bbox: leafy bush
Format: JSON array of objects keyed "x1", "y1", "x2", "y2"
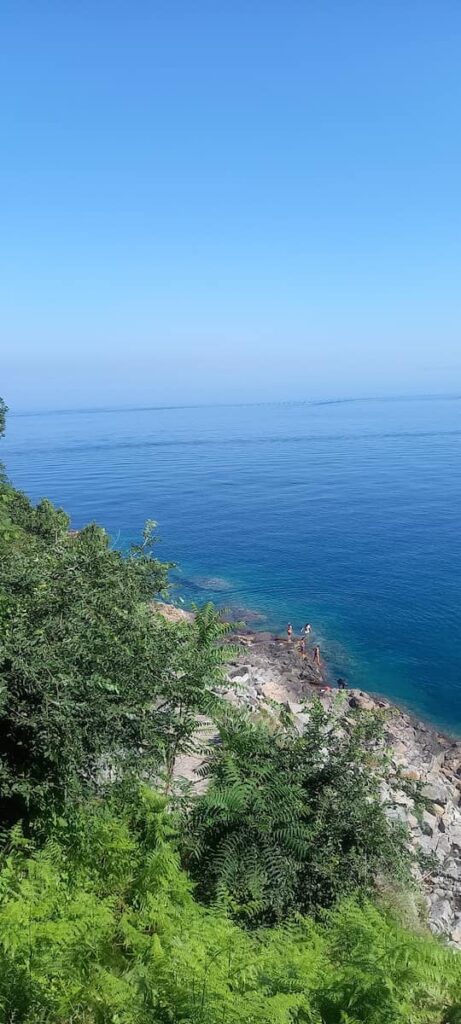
[
  {"x1": 0, "y1": 480, "x2": 228, "y2": 829},
  {"x1": 184, "y1": 703, "x2": 411, "y2": 924},
  {"x1": 0, "y1": 788, "x2": 459, "y2": 1024}
]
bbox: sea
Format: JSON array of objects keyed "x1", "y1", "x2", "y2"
[{"x1": 2, "y1": 396, "x2": 461, "y2": 734}]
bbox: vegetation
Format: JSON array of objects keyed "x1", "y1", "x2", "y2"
[
  {"x1": 184, "y1": 704, "x2": 410, "y2": 925},
  {"x1": 0, "y1": 478, "x2": 229, "y2": 828},
  {"x1": 0, "y1": 396, "x2": 460, "y2": 1022},
  {"x1": 1, "y1": 787, "x2": 460, "y2": 1024},
  {"x1": 0, "y1": 397, "x2": 7, "y2": 438}
]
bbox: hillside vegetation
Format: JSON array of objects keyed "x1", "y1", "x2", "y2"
[{"x1": 1, "y1": 396, "x2": 460, "y2": 1023}]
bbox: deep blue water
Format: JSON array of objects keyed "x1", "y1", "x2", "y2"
[{"x1": 2, "y1": 397, "x2": 461, "y2": 733}]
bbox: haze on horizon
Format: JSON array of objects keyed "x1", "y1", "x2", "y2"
[{"x1": 1, "y1": 1, "x2": 461, "y2": 412}]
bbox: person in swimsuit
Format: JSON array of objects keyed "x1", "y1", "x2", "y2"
[
  {"x1": 287, "y1": 623, "x2": 293, "y2": 641},
  {"x1": 299, "y1": 637, "x2": 306, "y2": 657},
  {"x1": 313, "y1": 645, "x2": 321, "y2": 666}
]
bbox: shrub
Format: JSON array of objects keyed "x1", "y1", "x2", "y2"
[{"x1": 184, "y1": 703, "x2": 411, "y2": 924}]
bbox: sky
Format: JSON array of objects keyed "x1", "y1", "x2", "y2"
[{"x1": 1, "y1": 0, "x2": 461, "y2": 411}]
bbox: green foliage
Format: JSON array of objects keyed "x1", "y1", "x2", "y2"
[
  {"x1": 151, "y1": 603, "x2": 233, "y2": 793},
  {"x1": 0, "y1": 483, "x2": 227, "y2": 828},
  {"x1": 184, "y1": 702, "x2": 411, "y2": 925},
  {"x1": 0, "y1": 396, "x2": 7, "y2": 438},
  {"x1": 0, "y1": 790, "x2": 459, "y2": 1024}
]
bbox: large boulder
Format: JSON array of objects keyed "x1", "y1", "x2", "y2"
[{"x1": 421, "y1": 782, "x2": 449, "y2": 805}]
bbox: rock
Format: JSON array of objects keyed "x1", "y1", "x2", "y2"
[
  {"x1": 349, "y1": 694, "x2": 376, "y2": 711},
  {"x1": 288, "y1": 712, "x2": 311, "y2": 735},
  {"x1": 407, "y1": 813, "x2": 419, "y2": 829},
  {"x1": 434, "y1": 834, "x2": 451, "y2": 859},
  {"x1": 386, "y1": 806, "x2": 409, "y2": 826},
  {"x1": 430, "y1": 898, "x2": 453, "y2": 934},
  {"x1": 393, "y1": 789, "x2": 414, "y2": 808},
  {"x1": 284, "y1": 701, "x2": 306, "y2": 716},
  {"x1": 421, "y1": 783, "x2": 449, "y2": 805},
  {"x1": 414, "y1": 834, "x2": 438, "y2": 858},
  {"x1": 391, "y1": 742, "x2": 411, "y2": 766},
  {"x1": 379, "y1": 782, "x2": 391, "y2": 803},
  {"x1": 221, "y1": 688, "x2": 242, "y2": 706},
  {"x1": 432, "y1": 802, "x2": 445, "y2": 817},
  {"x1": 442, "y1": 858, "x2": 460, "y2": 881},
  {"x1": 450, "y1": 916, "x2": 461, "y2": 944},
  {"x1": 228, "y1": 668, "x2": 251, "y2": 684},
  {"x1": 449, "y1": 828, "x2": 461, "y2": 853},
  {"x1": 400, "y1": 769, "x2": 421, "y2": 782},
  {"x1": 450, "y1": 926, "x2": 461, "y2": 945},
  {"x1": 421, "y1": 811, "x2": 438, "y2": 837}
]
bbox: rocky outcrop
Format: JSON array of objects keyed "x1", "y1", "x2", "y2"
[
  {"x1": 215, "y1": 632, "x2": 461, "y2": 948},
  {"x1": 166, "y1": 620, "x2": 461, "y2": 945}
]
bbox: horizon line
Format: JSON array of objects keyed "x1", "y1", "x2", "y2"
[{"x1": 7, "y1": 391, "x2": 461, "y2": 419}]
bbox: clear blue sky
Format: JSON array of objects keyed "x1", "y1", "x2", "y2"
[{"x1": 2, "y1": 0, "x2": 461, "y2": 410}]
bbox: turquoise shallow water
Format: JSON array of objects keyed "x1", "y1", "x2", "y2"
[{"x1": 2, "y1": 396, "x2": 461, "y2": 733}]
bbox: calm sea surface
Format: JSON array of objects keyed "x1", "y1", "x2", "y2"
[{"x1": 2, "y1": 397, "x2": 461, "y2": 732}]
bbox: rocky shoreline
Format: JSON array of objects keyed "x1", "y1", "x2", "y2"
[
  {"x1": 156, "y1": 605, "x2": 461, "y2": 946},
  {"x1": 219, "y1": 631, "x2": 461, "y2": 946}
]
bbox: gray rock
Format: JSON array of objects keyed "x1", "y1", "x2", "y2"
[
  {"x1": 284, "y1": 700, "x2": 306, "y2": 716},
  {"x1": 430, "y1": 898, "x2": 453, "y2": 934},
  {"x1": 442, "y1": 858, "x2": 461, "y2": 881},
  {"x1": 387, "y1": 806, "x2": 409, "y2": 826},
  {"x1": 221, "y1": 688, "x2": 242, "y2": 706},
  {"x1": 379, "y1": 782, "x2": 391, "y2": 803},
  {"x1": 435, "y1": 834, "x2": 451, "y2": 859},
  {"x1": 227, "y1": 668, "x2": 251, "y2": 684},
  {"x1": 393, "y1": 789, "x2": 414, "y2": 808},
  {"x1": 292, "y1": 712, "x2": 311, "y2": 735},
  {"x1": 421, "y1": 783, "x2": 449, "y2": 805},
  {"x1": 449, "y1": 828, "x2": 461, "y2": 853},
  {"x1": 414, "y1": 834, "x2": 438, "y2": 857},
  {"x1": 421, "y1": 811, "x2": 438, "y2": 837}
]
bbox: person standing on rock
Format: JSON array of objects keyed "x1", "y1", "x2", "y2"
[
  {"x1": 287, "y1": 623, "x2": 293, "y2": 641},
  {"x1": 313, "y1": 644, "x2": 321, "y2": 667},
  {"x1": 299, "y1": 637, "x2": 306, "y2": 657}
]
